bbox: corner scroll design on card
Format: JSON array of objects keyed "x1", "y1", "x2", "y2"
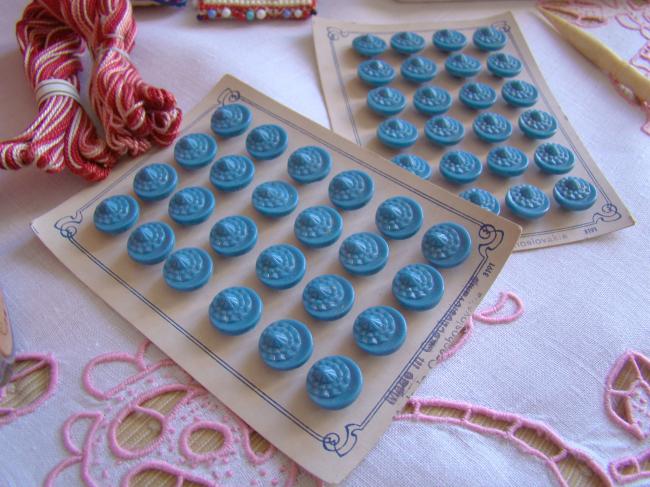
[
  {"x1": 54, "y1": 211, "x2": 84, "y2": 238},
  {"x1": 216, "y1": 88, "x2": 241, "y2": 107},
  {"x1": 322, "y1": 423, "x2": 362, "y2": 457},
  {"x1": 592, "y1": 203, "x2": 621, "y2": 223},
  {"x1": 477, "y1": 224, "x2": 504, "y2": 258},
  {"x1": 327, "y1": 27, "x2": 349, "y2": 41}
]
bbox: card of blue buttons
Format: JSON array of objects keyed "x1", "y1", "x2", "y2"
[
  {"x1": 353, "y1": 306, "x2": 407, "y2": 356},
  {"x1": 306, "y1": 355, "x2": 363, "y2": 410}
]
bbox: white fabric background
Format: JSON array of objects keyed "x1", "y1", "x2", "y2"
[{"x1": 0, "y1": 1, "x2": 648, "y2": 485}]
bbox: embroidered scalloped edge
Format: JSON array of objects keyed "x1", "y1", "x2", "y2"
[
  {"x1": 609, "y1": 448, "x2": 650, "y2": 484},
  {"x1": 179, "y1": 420, "x2": 234, "y2": 463}
]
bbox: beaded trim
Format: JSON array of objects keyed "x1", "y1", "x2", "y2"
[{"x1": 196, "y1": 0, "x2": 317, "y2": 21}]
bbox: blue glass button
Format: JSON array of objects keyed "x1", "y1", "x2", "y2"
[
  {"x1": 375, "y1": 196, "x2": 423, "y2": 240},
  {"x1": 168, "y1": 187, "x2": 215, "y2": 225},
  {"x1": 473, "y1": 112, "x2": 513, "y2": 143},
  {"x1": 287, "y1": 146, "x2": 332, "y2": 184},
  {"x1": 377, "y1": 118, "x2": 419, "y2": 149},
  {"x1": 306, "y1": 355, "x2": 362, "y2": 410},
  {"x1": 294, "y1": 206, "x2": 343, "y2": 248},
  {"x1": 518, "y1": 109, "x2": 558, "y2": 139},
  {"x1": 502, "y1": 80, "x2": 539, "y2": 107},
  {"x1": 421, "y1": 222, "x2": 472, "y2": 268},
  {"x1": 209, "y1": 286, "x2": 262, "y2": 335},
  {"x1": 163, "y1": 247, "x2": 213, "y2": 291},
  {"x1": 210, "y1": 103, "x2": 252, "y2": 138},
  {"x1": 459, "y1": 188, "x2": 501, "y2": 215},
  {"x1": 133, "y1": 163, "x2": 178, "y2": 201},
  {"x1": 259, "y1": 320, "x2": 313, "y2": 370},
  {"x1": 433, "y1": 29, "x2": 467, "y2": 52},
  {"x1": 439, "y1": 151, "x2": 483, "y2": 184},
  {"x1": 256, "y1": 244, "x2": 306, "y2": 289},
  {"x1": 329, "y1": 170, "x2": 375, "y2": 210},
  {"x1": 487, "y1": 52, "x2": 523, "y2": 78},
  {"x1": 473, "y1": 26, "x2": 507, "y2": 51},
  {"x1": 252, "y1": 181, "x2": 298, "y2": 218},
  {"x1": 459, "y1": 82, "x2": 497, "y2": 110},
  {"x1": 392, "y1": 264, "x2": 444, "y2": 311},
  {"x1": 424, "y1": 115, "x2": 465, "y2": 146},
  {"x1": 486, "y1": 146, "x2": 529, "y2": 177},
  {"x1": 127, "y1": 221, "x2": 175, "y2": 265},
  {"x1": 413, "y1": 86, "x2": 452, "y2": 116},
  {"x1": 534, "y1": 143, "x2": 575, "y2": 174},
  {"x1": 352, "y1": 34, "x2": 387, "y2": 57},
  {"x1": 553, "y1": 176, "x2": 597, "y2": 211},
  {"x1": 401, "y1": 56, "x2": 437, "y2": 83},
  {"x1": 303, "y1": 274, "x2": 355, "y2": 321},
  {"x1": 367, "y1": 87, "x2": 407, "y2": 116},
  {"x1": 505, "y1": 184, "x2": 550, "y2": 219},
  {"x1": 209, "y1": 215, "x2": 257, "y2": 257},
  {"x1": 246, "y1": 124, "x2": 288, "y2": 160},
  {"x1": 174, "y1": 133, "x2": 217, "y2": 170},
  {"x1": 353, "y1": 306, "x2": 407, "y2": 355},
  {"x1": 94, "y1": 195, "x2": 139, "y2": 235},
  {"x1": 391, "y1": 31, "x2": 425, "y2": 55},
  {"x1": 445, "y1": 53, "x2": 481, "y2": 78},
  {"x1": 339, "y1": 232, "x2": 389, "y2": 276},
  {"x1": 209, "y1": 155, "x2": 255, "y2": 192},
  {"x1": 391, "y1": 154, "x2": 432, "y2": 179},
  {"x1": 357, "y1": 59, "x2": 396, "y2": 86}
]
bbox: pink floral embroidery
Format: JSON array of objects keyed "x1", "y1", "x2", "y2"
[
  {"x1": 609, "y1": 448, "x2": 650, "y2": 484},
  {"x1": 179, "y1": 420, "x2": 234, "y2": 464},
  {"x1": 0, "y1": 353, "x2": 58, "y2": 426}
]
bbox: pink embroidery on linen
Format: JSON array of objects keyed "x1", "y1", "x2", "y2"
[
  {"x1": 604, "y1": 350, "x2": 650, "y2": 440},
  {"x1": 438, "y1": 291, "x2": 524, "y2": 363},
  {"x1": 179, "y1": 420, "x2": 234, "y2": 463},
  {"x1": 609, "y1": 448, "x2": 650, "y2": 484},
  {"x1": 395, "y1": 397, "x2": 612, "y2": 487},
  {"x1": 120, "y1": 460, "x2": 215, "y2": 487},
  {"x1": 238, "y1": 418, "x2": 277, "y2": 465},
  {"x1": 0, "y1": 353, "x2": 58, "y2": 426}
]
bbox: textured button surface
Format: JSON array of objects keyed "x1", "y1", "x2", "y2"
[
  {"x1": 353, "y1": 306, "x2": 407, "y2": 355},
  {"x1": 487, "y1": 52, "x2": 522, "y2": 78},
  {"x1": 413, "y1": 86, "x2": 452, "y2": 116},
  {"x1": 375, "y1": 196, "x2": 423, "y2": 240},
  {"x1": 252, "y1": 181, "x2": 298, "y2": 218},
  {"x1": 433, "y1": 29, "x2": 467, "y2": 52},
  {"x1": 502, "y1": 80, "x2": 539, "y2": 107},
  {"x1": 174, "y1": 133, "x2": 218, "y2": 170},
  {"x1": 133, "y1": 163, "x2": 178, "y2": 201},
  {"x1": 94, "y1": 195, "x2": 139, "y2": 235},
  {"x1": 390, "y1": 31, "x2": 425, "y2": 55},
  {"x1": 246, "y1": 124, "x2": 288, "y2": 160},
  {"x1": 302, "y1": 274, "x2": 355, "y2": 321},
  {"x1": 328, "y1": 170, "x2": 375, "y2": 210},
  {"x1": 256, "y1": 244, "x2": 306, "y2": 289},
  {"x1": 339, "y1": 232, "x2": 389, "y2": 276},
  {"x1": 367, "y1": 87, "x2": 407, "y2": 116},
  {"x1": 459, "y1": 187, "x2": 501, "y2": 215},
  {"x1": 357, "y1": 59, "x2": 396, "y2": 86},
  {"x1": 401, "y1": 56, "x2": 437, "y2": 83},
  {"x1": 294, "y1": 206, "x2": 343, "y2": 248},
  {"x1": 486, "y1": 146, "x2": 529, "y2": 177},
  {"x1": 505, "y1": 184, "x2": 551, "y2": 219},
  {"x1": 473, "y1": 112, "x2": 513, "y2": 143},
  {"x1": 534, "y1": 142, "x2": 575, "y2": 174},
  {"x1": 459, "y1": 82, "x2": 497, "y2": 110},
  {"x1": 473, "y1": 26, "x2": 507, "y2": 51},
  {"x1": 424, "y1": 115, "x2": 465, "y2": 146},
  {"x1": 306, "y1": 355, "x2": 363, "y2": 410},
  {"x1": 553, "y1": 176, "x2": 597, "y2": 211},
  {"x1": 209, "y1": 286, "x2": 262, "y2": 335},
  {"x1": 352, "y1": 34, "x2": 387, "y2": 57},
  {"x1": 439, "y1": 150, "x2": 483, "y2": 184},
  {"x1": 421, "y1": 222, "x2": 472, "y2": 268},
  {"x1": 259, "y1": 319, "x2": 313, "y2": 370},
  {"x1": 209, "y1": 215, "x2": 257, "y2": 257},
  {"x1": 210, "y1": 155, "x2": 255, "y2": 192},
  {"x1": 168, "y1": 187, "x2": 215, "y2": 225},
  {"x1": 377, "y1": 118, "x2": 419, "y2": 148},
  {"x1": 287, "y1": 146, "x2": 332, "y2": 184},
  {"x1": 391, "y1": 154, "x2": 432, "y2": 179},
  {"x1": 163, "y1": 247, "x2": 213, "y2": 291},
  {"x1": 392, "y1": 264, "x2": 444, "y2": 311},
  {"x1": 127, "y1": 221, "x2": 175, "y2": 265},
  {"x1": 211, "y1": 103, "x2": 252, "y2": 138},
  {"x1": 518, "y1": 109, "x2": 558, "y2": 139},
  {"x1": 445, "y1": 53, "x2": 481, "y2": 78}
]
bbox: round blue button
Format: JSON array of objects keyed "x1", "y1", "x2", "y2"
[
  {"x1": 353, "y1": 306, "x2": 407, "y2": 355},
  {"x1": 163, "y1": 247, "x2": 213, "y2": 291},
  {"x1": 377, "y1": 118, "x2": 419, "y2": 149},
  {"x1": 473, "y1": 26, "x2": 507, "y2": 51},
  {"x1": 259, "y1": 319, "x2": 313, "y2": 370},
  {"x1": 339, "y1": 232, "x2": 389, "y2": 276},
  {"x1": 209, "y1": 286, "x2": 262, "y2": 335},
  {"x1": 209, "y1": 155, "x2": 255, "y2": 192},
  {"x1": 413, "y1": 86, "x2": 452, "y2": 116},
  {"x1": 168, "y1": 187, "x2": 215, "y2": 225},
  {"x1": 502, "y1": 80, "x2": 539, "y2": 107},
  {"x1": 209, "y1": 215, "x2": 257, "y2": 257},
  {"x1": 534, "y1": 143, "x2": 575, "y2": 174},
  {"x1": 303, "y1": 274, "x2": 355, "y2": 321},
  {"x1": 375, "y1": 196, "x2": 423, "y2": 240},
  {"x1": 433, "y1": 29, "x2": 467, "y2": 52},
  {"x1": 133, "y1": 163, "x2": 178, "y2": 201},
  {"x1": 352, "y1": 34, "x2": 387, "y2": 57},
  {"x1": 210, "y1": 103, "x2": 252, "y2": 138},
  {"x1": 439, "y1": 150, "x2": 483, "y2": 184},
  {"x1": 256, "y1": 244, "x2": 306, "y2": 289},
  {"x1": 306, "y1": 355, "x2": 362, "y2": 410},
  {"x1": 391, "y1": 31, "x2": 425, "y2": 55},
  {"x1": 94, "y1": 195, "x2": 139, "y2": 235},
  {"x1": 505, "y1": 184, "x2": 550, "y2": 219},
  {"x1": 473, "y1": 112, "x2": 513, "y2": 143},
  {"x1": 459, "y1": 82, "x2": 497, "y2": 110},
  {"x1": 287, "y1": 146, "x2": 332, "y2": 184},
  {"x1": 294, "y1": 205, "x2": 343, "y2": 248},
  {"x1": 518, "y1": 109, "x2": 558, "y2": 139},
  {"x1": 391, "y1": 154, "x2": 432, "y2": 180},
  {"x1": 367, "y1": 87, "x2": 407, "y2": 116},
  {"x1": 127, "y1": 221, "x2": 175, "y2": 265},
  {"x1": 246, "y1": 124, "x2": 288, "y2": 160},
  {"x1": 486, "y1": 146, "x2": 529, "y2": 177},
  {"x1": 421, "y1": 222, "x2": 472, "y2": 268},
  {"x1": 553, "y1": 176, "x2": 597, "y2": 211},
  {"x1": 328, "y1": 170, "x2": 375, "y2": 210},
  {"x1": 357, "y1": 59, "x2": 396, "y2": 87},
  {"x1": 392, "y1": 264, "x2": 444, "y2": 311},
  {"x1": 252, "y1": 181, "x2": 299, "y2": 218},
  {"x1": 445, "y1": 53, "x2": 481, "y2": 78},
  {"x1": 487, "y1": 52, "x2": 523, "y2": 78},
  {"x1": 459, "y1": 187, "x2": 501, "y2": 215},
  {"x1": 174, "y1": 133, "x2": 218, "y2": 170},
  {"x1": 424, "y1": 115, "x2": 465, "y2": 146},
  {"x1": 401, "y1": 56, "x2": 437, "y2": 83}
]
